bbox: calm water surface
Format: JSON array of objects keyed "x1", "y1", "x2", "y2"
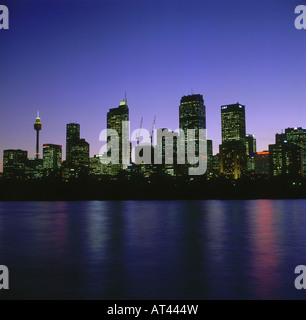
[{"x1": 0, "y1": 200, "x2": 306, "y2": 300}]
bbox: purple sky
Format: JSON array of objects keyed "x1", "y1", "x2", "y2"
[{"x1": 1, "y1": 0, "x2": 306, "y2": 171}]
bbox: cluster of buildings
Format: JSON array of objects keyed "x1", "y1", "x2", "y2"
[{"x1": 2, "y1": 94, "x2": 306, "y2": 182}]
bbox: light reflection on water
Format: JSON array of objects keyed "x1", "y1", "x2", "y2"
[{"x1": 0, "y1": 200, "x2": 306, "y2": 300}]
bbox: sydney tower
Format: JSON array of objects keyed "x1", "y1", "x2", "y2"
[{"x1": 34, "y1": 111, "x2": 42, "y2": 159}]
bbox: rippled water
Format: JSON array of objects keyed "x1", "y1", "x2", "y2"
[{"x1": 0, "y1": 200, "x2": 306, "y2": 300}]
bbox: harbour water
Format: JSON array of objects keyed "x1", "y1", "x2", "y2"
[{"x1": 0, "y1": 199, "x2": 306, "y2": 300}]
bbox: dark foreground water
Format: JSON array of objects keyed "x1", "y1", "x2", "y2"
[{"x1": 1, "y1": 200, "x2": 306, "y2": 300}]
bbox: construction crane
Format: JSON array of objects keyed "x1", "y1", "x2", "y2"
[
  {"x1": 151, "y1": 115, "x2": 156, "y2": 145},
  {"x1": 136, "y1": 116, "x2": 143, "y2": 145}
]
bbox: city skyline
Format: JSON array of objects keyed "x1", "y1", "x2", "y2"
[
  {"x1": 1, "y1": 0, "x2": 306, "y2": 171},
  {"x1": 1, "y1": 93, "x2": 306, "y2": 174}
]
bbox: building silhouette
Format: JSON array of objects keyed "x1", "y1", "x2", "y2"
[{"x1": 254, "y1": 151, "x2": 269, "y2": 176}]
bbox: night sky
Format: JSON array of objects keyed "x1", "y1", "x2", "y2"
[{"x1": 1, "y1": 0, "x2": 305, "y2": 171}]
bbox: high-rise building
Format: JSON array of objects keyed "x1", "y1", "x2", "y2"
[
  {"x1": 106, "y1": 98, "x2": 129, "y2": 174},
  {"x1": 25, "y1": 158, "x2": 43, "y2": 180},
  {"x1": 245, "y1": 134, "x2": 256, "y2": 175},
  {"x1": 246, "y1": 134, "x2": 256, "y2": 155},
  {"x1": 220, "y1": 103, "x2": 246, "y2": 179},
  {"x1": 34, "y1": 111, "x2": 42, "y2": 159},
  {"x1": 221, "y1": 103, "x2": 246, "y2": 143},
  {"x1": 255, "y1": 151, "x2": 269, "y2": 175},
  {"x1": 66, "y1": 123, "x2": 80, "y2": 166},
  {"x1": 179, "y1": 94, "x2": 206, "y2": 153},
  {"x1": 71, "y1": 138, "x2": 89, "y2": 168},
  {"x1": 179, "y1": 94, "x2": 206, "y2": 174},
  {"x1": 285, "y1": 127, "x2": 306, "y2": 176},
  {"x1": 3, "y1": 149, "x2": 28, "y2": 180},
  {"x1": 269, "y1": 133, "x2": 303, "y2": 177},
  {"x1": 43, "y1": 144, "x2": 62, "y2": 176},
  {"x1": 206, "y1": 139, "x2": 213, "y2": 176}
]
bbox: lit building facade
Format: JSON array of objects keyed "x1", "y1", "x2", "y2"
[
  {"x1": 220, "y1": 103, "x2": 246, "y2": 179},
  {"x1": 106, "y1": 98, "x2": 129, "y2": 175},
  {"x1": 179, "y1": 94, "x2": 206, "y2": 175},
  {"x1": 3, "y1": 149, "x2": 28, "y2": 180},
  {"x1": 285, "y1": 127, "x2": 306, "y2": 176},
  {"x1": 34, "y1": 111, "x2": 42, "y2": 159},
  {"x1": 66, "y1": 123, "x2": 80, "y2": 166},
  {"x1": 43, "y1": 144, "x2": 62, "y2": 176},
  {"x1": 269, "y1": 133, "x2": 303, "y2": 177}
]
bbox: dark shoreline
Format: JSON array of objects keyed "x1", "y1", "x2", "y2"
[{"x1": 1, "y1": 177, "x2": 306, "y2": 201}]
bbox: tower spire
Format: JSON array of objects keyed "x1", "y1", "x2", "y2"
[{"x1": 34, "y1": 111, "x2": 42, "y2": 159}]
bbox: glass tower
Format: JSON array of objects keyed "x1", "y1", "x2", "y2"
[
  {"x1": 220, "y1": 103, "x2": 246, "y2": 179},
  {"x1": 179, "y1": 94, "x2": 206, "y2": 170},
  {"x1": 66, "y1": 123, "x2": 80, "y2": 166},
  {"x1": 106, "y1": 98, "x2": 129, "y2": 174}
]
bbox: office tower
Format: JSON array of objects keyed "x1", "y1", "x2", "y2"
[
  {"x1": 211, "y1": 153, "x2": 221, "y2": 177},
  {"x1": 206, "y1": 139, "x2": 213, "y2": 176},
  {"x1": 285, "y1": 127, "x2": 306, "y2": 176},
  {"x1": 3, "y1": 149, "x2": 28, "y2": 180},
  {"x1": 71, "y1": 138, "x2": 89, "y2": 168},
  {"x1": 154, "y1": 128, "x2": 179, "y2": 176},
  {"x1": 179, "y1": 94, "x2": 206, "y2": 155},
  {"x1": 43, "y1": 144, "x2": 62, "y2": 176},
  {"x1": 89, "y1": 155, "x2": 113, "y2": 176},
  {"x1": 66, "y1": 123, "x2": 80, "y2": 166},
  {"x1": 25, "y1": 158, "x2": 43, "y2": 180},
  {"x1": 255, "y1": 151, "x2": 269, "y2": 175},
  {"x1": 34, "y1": 111, "x2": 42, "y2": 159},
  {"x1": 106, "y1": 98, "x2": 129, "y2": 174},
  {"x1": 220, "y1": 103, "x2": 247, "y2": 179},
  {"x1": 221, "y1": 103, "x2": 246, "y2": 143},
  {"x1": 269, "y1": 133, "x2": 303, "y2": 177},
  {"x1": 246, "y1": 134, "x2": 256, "y2": 155},
  {"x1": 245, "y1": 134, "x2": 256, "y2": 175}
]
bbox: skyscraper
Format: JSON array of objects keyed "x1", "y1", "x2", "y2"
[
  {"x1": 221, "y1": 103, "x2": 246, "y2": 143},
  {"x1": 245, "y1": 134, "x2": 256, "y2": 155},
  {"x1": 220, "y1": 103, "x2": 246, "y2": 179},
  {"x1": 106, "y1": 98, "x2": 129, "y2": 174},
  {"x1": 269, "y1": 129, "x2": 304, "y2": 177},
  {"x1": 70, "y1": 139, "x2": 89, "y2": 168},
  {"x1": 3, "y1": 149, "x2": 28, "y2": 180},
  {"x1": 66, "y1": 123, "x2": 80, "y2": 166},
  {"x1": 245, "y1": 134, "x2": 256, "y2": 175},
  {"x1": 43, "y1": 144, "x2": 62, "y2": 176},
  {"x1": 285, "y1": 127, "x2": 306, "y2": 176},
  {"x1": 179, "y1": 94, "x2": 206, "y2": 173},
  {"x1": 34, "y1": 111, "x2": 42, "y2": 159}
]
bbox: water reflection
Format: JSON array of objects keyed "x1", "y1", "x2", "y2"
[
  {"x1": 248, "y1": 200, "x2": 283, "y2": 299},
  {"x1": 1, "y1": 200, "x2": 306, "y2": 299}
]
